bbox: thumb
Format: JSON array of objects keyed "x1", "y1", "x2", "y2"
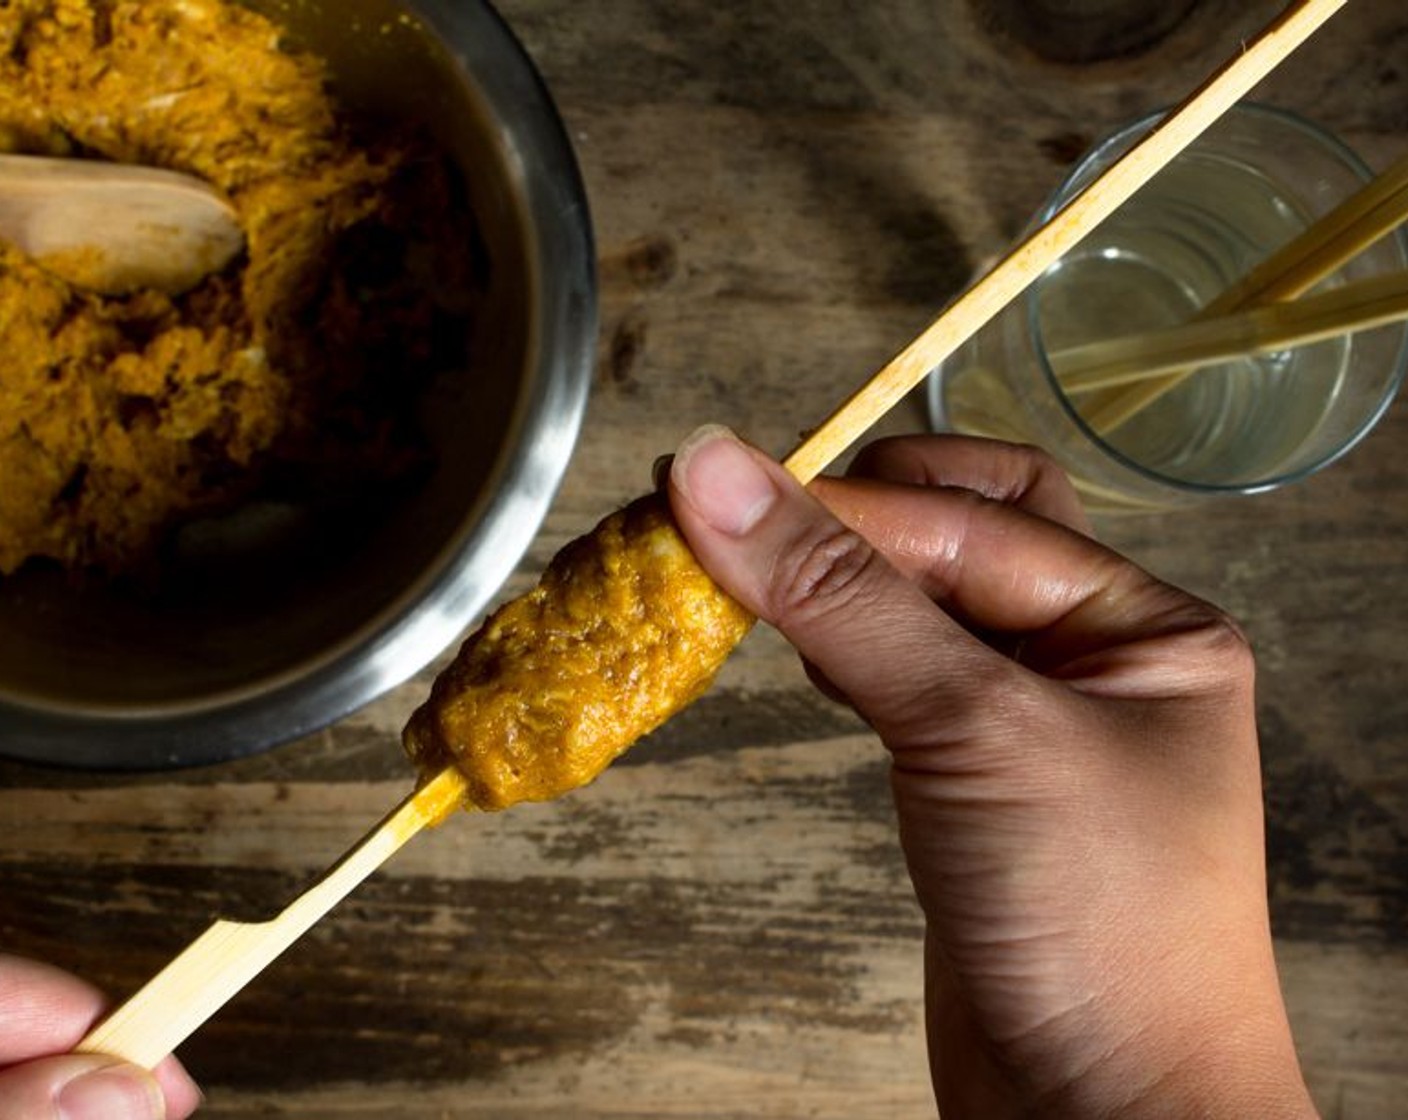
[
  {"x1": 0, "y1": 1054, "x2": 165, "y2": 1120},
  {"x1": 666, "y1": 425, "x2": 1007, "y2": 743}
]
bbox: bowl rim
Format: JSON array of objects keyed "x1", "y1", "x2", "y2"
[{"x1": 0, "y1": 0, "x2": 597, "y2": 770}]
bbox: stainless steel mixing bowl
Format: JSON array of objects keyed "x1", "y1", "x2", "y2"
[{"x1": 0, "y1": 0, "x2": 596, "y2": 768}]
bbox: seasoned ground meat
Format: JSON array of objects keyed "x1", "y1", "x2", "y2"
[
  {"x1": 403, "y1": 494, "x2": 754, "y2": 811},
  {"x1": 0, "y1": 0, "x2": 474, "y2": 575}
]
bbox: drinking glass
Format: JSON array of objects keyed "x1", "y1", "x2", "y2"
[{"x1": 927, "y1": 103, "x2": 1408, "y2": 511}]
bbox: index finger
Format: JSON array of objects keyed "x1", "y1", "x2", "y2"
[
  {"x1": 0, "y1": 954, "x2": 104, "y2": 1065},
  {"x1": 811, "y1": 473, "x2": 1245, "y2": 693},
  {"x1": 845, "y1": 434, "x2": 1093, "y2": 536}
]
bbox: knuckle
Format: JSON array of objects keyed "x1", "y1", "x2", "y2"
[
  {"x1": 1157, "y1": 595, "x2": 1257, "y2": 690},
  {"x1": 769, "y1": 524, "x2": 884, "y2": 626},
  {"x1": 1198, "y1": 606, "x2": 1256, "y2": 678},
  {"x1": 1002, "y1": 440, "x2": 1074, "y2": 494},
  {"x1": 1015, "y1": 442, "x2": 1066, "y2": 483},
  {"x1": 1017, "y1": 441, "x2": 1058, "y2": 469}
]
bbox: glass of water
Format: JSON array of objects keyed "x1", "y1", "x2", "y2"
[{"x1": 928, "y1": 103, "x2": 1408, "y2": 512}]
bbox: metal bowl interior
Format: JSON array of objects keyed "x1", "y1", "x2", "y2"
[{"x1": 0, "y1": 0, "x2": 595, "y2": 769}]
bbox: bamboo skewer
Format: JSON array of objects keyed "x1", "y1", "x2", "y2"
[
  {"x1": 75, "y1": 0, "x2": 1346, "y2": 1073},
  {"x1": 1080, "y1": 147, "x2": 1408, "y2": 432},
  {"x1": 1052, "y1": 269, "x2": 1408, "y2": 393},
  {"x1": 76, "y1": 766, "x2": 468, "y2": 1068},
  {"x1": 782, "y1": 0, "x2": 1349, "y2": 483}
]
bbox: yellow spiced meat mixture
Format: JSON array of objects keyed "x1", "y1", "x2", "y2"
[
  {"x1": 0, "y1": 0, "x2": 474, "y2": 575},
  {"x1": 404, "y1": 494, "x2": 755, "y2": 811}
]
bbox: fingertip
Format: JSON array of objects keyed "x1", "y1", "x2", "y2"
[
  {"x1": 669, "y1": 424, "x2": 783, "y2": 537},
  {"x1": 0, "y1": 954, "x2": 107, "y2": 1064},
  {"x1": 0, "y1": 1054, "x2": 165, "y2": 1120},
  {"x1": 153, "y1": 1055, "x2": 203, "y2": 1119},
  {"x1": 0, "y1": 955, "x2": 201, "y2": 1117},
  {"x1": 56, "y1": 1060, "x2": 165, "y2": 1120}
]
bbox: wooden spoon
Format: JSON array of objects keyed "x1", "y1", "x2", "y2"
[{"x1": 0, "y1": 154, "x2": 243, "y2": 295}]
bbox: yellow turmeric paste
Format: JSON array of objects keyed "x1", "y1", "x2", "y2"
[{"x1": 0, "y1": 0, "x2": 473, "y2": 575}]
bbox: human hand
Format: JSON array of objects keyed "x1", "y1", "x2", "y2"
[
  {"x1": 667, "y1": 427, "x2": 1314, "y2": 1119},
  {"x1": 0, "y1": 953, "x2": 200, "y2": 1119}
]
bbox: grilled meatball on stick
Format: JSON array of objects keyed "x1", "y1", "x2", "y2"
[{"x1": 403, "y1": 492, "x2": 754, "y2": 811}]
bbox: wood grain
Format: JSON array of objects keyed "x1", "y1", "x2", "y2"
[
  {"x1": 2, "y1": 1, "x2": 1407, "y2": 1116},
  {"x1": 968, "y1": 0, "x2": 1203, "y2": 65}
]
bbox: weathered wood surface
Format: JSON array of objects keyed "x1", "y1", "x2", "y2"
[{"x1": 3, "y1": 1, "x2": 1408, "y2": 1116}]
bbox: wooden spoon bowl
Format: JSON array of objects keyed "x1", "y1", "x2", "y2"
[{"x1": 0, "y1": 153, "x2": 244, "y2": 295}]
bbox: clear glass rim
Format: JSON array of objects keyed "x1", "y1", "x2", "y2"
[{"x1": 1028, "y1": 101, "x2": 1408, "y2": 497}]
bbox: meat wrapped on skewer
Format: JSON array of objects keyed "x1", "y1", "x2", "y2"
[{"x1": 403, "y1": 492, "x2": 754, "y2": 811}]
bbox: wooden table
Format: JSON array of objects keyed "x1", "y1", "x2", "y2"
[{"x1": 3, "y1": 2, "x2": 1406, "y2": 1116}]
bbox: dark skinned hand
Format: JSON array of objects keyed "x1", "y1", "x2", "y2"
[{"x1": 668, "y1": 427, "x2": 1314, "y2": 1119}]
